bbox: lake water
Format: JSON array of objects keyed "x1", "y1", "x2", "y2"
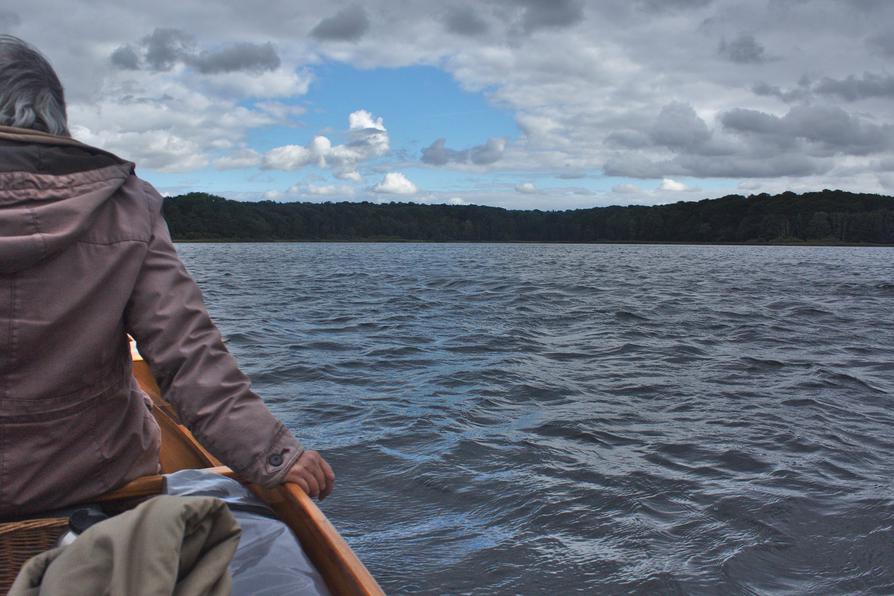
[{"x1": 176, "y1": 242, "x2": 894, "y2": 595}]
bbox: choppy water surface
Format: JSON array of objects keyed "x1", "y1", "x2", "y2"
[{"x1": 177, "y1": 243, "x2": 894, "y2": 595}]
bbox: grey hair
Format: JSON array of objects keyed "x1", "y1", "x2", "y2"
[{"x1": 0, "y1": 35, "x2": 69, "y2": 136}]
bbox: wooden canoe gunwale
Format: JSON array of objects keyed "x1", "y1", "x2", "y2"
[{"x1": 130, "y1": 354, "x2": 383, "y2": 596}]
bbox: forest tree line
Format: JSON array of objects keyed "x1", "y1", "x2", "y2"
[{"x1": 162, "y1": 190, "x2": 894, "y2": 244}]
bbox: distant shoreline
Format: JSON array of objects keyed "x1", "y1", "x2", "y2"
[{"x1": 164, "y1": 189, "x2": 894, "y2": 245}]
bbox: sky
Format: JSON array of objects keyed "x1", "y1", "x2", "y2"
[{"x1": 5, "y1": 0, "x2": 894, "y2": 210}]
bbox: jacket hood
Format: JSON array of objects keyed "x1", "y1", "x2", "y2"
[{"x1": 0, "y1": 126, "x2": 134, "y2": 274}]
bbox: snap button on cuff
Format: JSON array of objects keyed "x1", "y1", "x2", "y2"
[{"x1": 268, "y1": 453, "x2": 284, "y2": 467}]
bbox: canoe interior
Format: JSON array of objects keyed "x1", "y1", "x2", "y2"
[{"x1": 131, "y1": 355, "x2": 383, "y2": 596}]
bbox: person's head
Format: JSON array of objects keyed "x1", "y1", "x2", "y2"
[{"x1": 0, "y1": 35, "x2": 69, "y2": 136}]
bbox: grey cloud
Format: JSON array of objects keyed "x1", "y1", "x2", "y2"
[
  {"x1": 719, "y1": 34, "x2": 767, "y2": 64},
  {"x1": 603, "y1": 152, "x2": 828, "y2": 179},
  {"x1": 783, "y1": 105, "x2": 890, "y2": 154},
  {"x1": 603, "y1": 154, "x2": 674, "y2": 178},
  {"x1": 605, "y1": 130, "x2": 652, "y2": 149},
  {"x1": 143, "y1": 28, "x2": 194, "y2": 71},
  {"x1": 674, "y1": 154, "x2": 828, "y2": 178},
  {"x1": 814, "y1": 72, "x2": 894, "y2": 101},
  {"x1": 0, "y1": 10, "x2": 21, "y2": 30},
  {"x1": 421, "y1": 137, "x2": 506, "y2": 165},
  {"x1": 311, "y1": 6, "x2": 370, "y2": 41},
  {"x1": 190, "y1": 42, "x2": 280, "y2": 74},
  {"x1": 604, "y1": 101, "x2": 888, "y2": 180},
  {"x1": 443, "y1": 7, "x2": 489, "y2": 36},
  {"x1": 422, "y1": 138, "x2": 467, "y2": 165},
  {"x1": 111, "y1": 29, "x2": 281, "y2": 75},
  {"x1": 867, "y1": 32, "x2": 894, "y2": 57},
  {"x1": 110, "y1": 45, "x2": 140, "y2": 70},
  {"x1": 722, "y1": 108, "x2": 781, "y2": 135},
  {"x1": 650, "y1": 102, "x2": 711, "y2": 149},
  {"x1": 723, "y1": 105, "x2": 892, "y2": 155},
  {"x1": 636, "y1": 0, "x2": 712, "y2": 11},
  {"x1": 470, "y1": 138, "x2": 506, "y2": 164},
  {"x1": 751, "y1": 81, "x2": 809, "y2": 103},
  {"x1": 606, "y1": 104, "x2": 712, "y2": 153},
  {"x1": 518, "y1": 0, "x2": 583, "y2": 33}
]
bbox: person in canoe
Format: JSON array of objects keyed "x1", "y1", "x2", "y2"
[{"x1": 0, "y1": 35, "x2": 334, "y2": 518}]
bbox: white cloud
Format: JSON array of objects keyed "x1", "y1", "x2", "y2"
[
  {"x1": 336, "y1": 170, "x2": 363, "y2": 182},
  {"x1": 214, "y1": 149, "x2": 262, "y2": 169},
  {"x1": 198, "y1": 67, "x2": 313, "y2": 99},
  {"x1": 373, "y1": 172, "x2": 418, "y2": 194},
  {"x1": 658, "y1": 178, "x2": 689, "y2": 191},
  {"x1": 255, "y1": 101, "x2": 307, "y2": 120},
  {"x1": 72, "y1": 125, "x2": 209, "y2": 171},
  {"x1": 262, "y1": 109, "x2": 389, "y2": 174},
  {"x1": 447, "y1": 197, "x2": 468, "y2": 205},
  {"x1": 612, "y1": 183, "x2": 640, "y2": 193},
  {"x1": 304, "y1": 184, "x2": 356, "y2": 196},
  {"x1": 67, "y1": 67, "x2": 282, "y2": 171},
  {"x1": 515, "y1": 182, "x2": 537, "y2": 194},
  {"x1": 263, "y1": 144, "x2": 315, "y2": 170},
  {"x1": 349, "y1": 109, "x2": 384, "y2": 131}
]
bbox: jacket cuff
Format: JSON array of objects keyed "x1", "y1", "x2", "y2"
[{"x1": 240, "y1": 425, "x2": 305, "y2": 488}]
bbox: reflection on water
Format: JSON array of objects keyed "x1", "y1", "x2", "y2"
[{"x1": 178, "y1": 242, "x2": 894, "y2": 594}]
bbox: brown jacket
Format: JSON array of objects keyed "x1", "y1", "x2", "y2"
[{"x1": 0, "y1": 126, "x2": 303, "y2": 517}]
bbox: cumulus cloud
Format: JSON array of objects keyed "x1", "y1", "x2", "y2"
[
  {"x1": 517, "y1": 0, "x2": 584, "y2": 33},
  {"x1": 141, "y1": 28, "x2": 193, "y2": 71},
  {"x1": 263, "y1": 141, "x2": 318, "y2": 170},
  {"x1": 421, "y1": 139, "x2": 464, "y2": 165},
  {"x1": 215, "y1": 149, "x2": 262, "y2": 169},
  {"x1": 111, "y1": 28, "x2": 281, "y2": 74},
  {"x1": 650, "y1": 102, "x2": 711, "y2": 149},
  {"x1": 421, "y1": 137, "x2": 506, "y2": 165},
  {"x1": 72, "y1": 125, "x2": 209, "y2": 171},
  {"x1": 191, "y1": 42, "x2": 280, "y2": 74},
  {"x1": 68, "y1": 73, "x2": 278, "y2": 171},
  {"x1": 311, "y1": 6, "x2": 370, "y2": 41},
  {"x1": 199, "y1": 68, "x2": 312, "y2": 99},
  {"x1": 443, "y1": 7, "x2": 489, "y2": 36},
  {"x1": 373, "y1": 172, "x2": 418, "y2": 194},
  {"x1": 814, "y1": 72, "x2": 894, "y2": 102},
  {"x1": 658, "y1": 178, "x2": 689, "y2": 191},
  {"x1": 262, "y1": 109, "x2": 389, "y2": 174},
  {"x1": 515, "y1": 182, "x2": 537, "y2": 193},
  {"x1": 336, "y1": 170, "x2": 363, "y2": 182},
  {"x1": 718, "y1": 34, "x2": 767, "y2": 64},
  {"x1": 751, "y1": 81, "x2": 810, "y2": 103},
  {"x1": 447, "y1": 197, "x2": 469, "y2": 205},
  {"x1": 304, "y1": 184, "x2": 356, "y2": 196},
  {"x1": 110, "y1": 45, "x2": 140, "y2": 70},
  {"x1": 722, "y1": 105, "x2": 892, "y2": 155}
]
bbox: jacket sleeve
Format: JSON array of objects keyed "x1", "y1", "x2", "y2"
[{"x1": 124, "y1": 182, "x2": 304, "y2": 487}]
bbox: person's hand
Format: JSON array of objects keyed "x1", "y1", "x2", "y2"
[{"x1": 285, "y1": 450, "x2": 335, "y2": 500}]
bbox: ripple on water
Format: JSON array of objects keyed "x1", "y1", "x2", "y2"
[{"x1": 177, "y1": 242, "x2": 894, "y2": 594}]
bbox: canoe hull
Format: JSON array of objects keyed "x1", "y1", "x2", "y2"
[{"x1": 131, "y1": 357, "x2": 382, "y2": 596}]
